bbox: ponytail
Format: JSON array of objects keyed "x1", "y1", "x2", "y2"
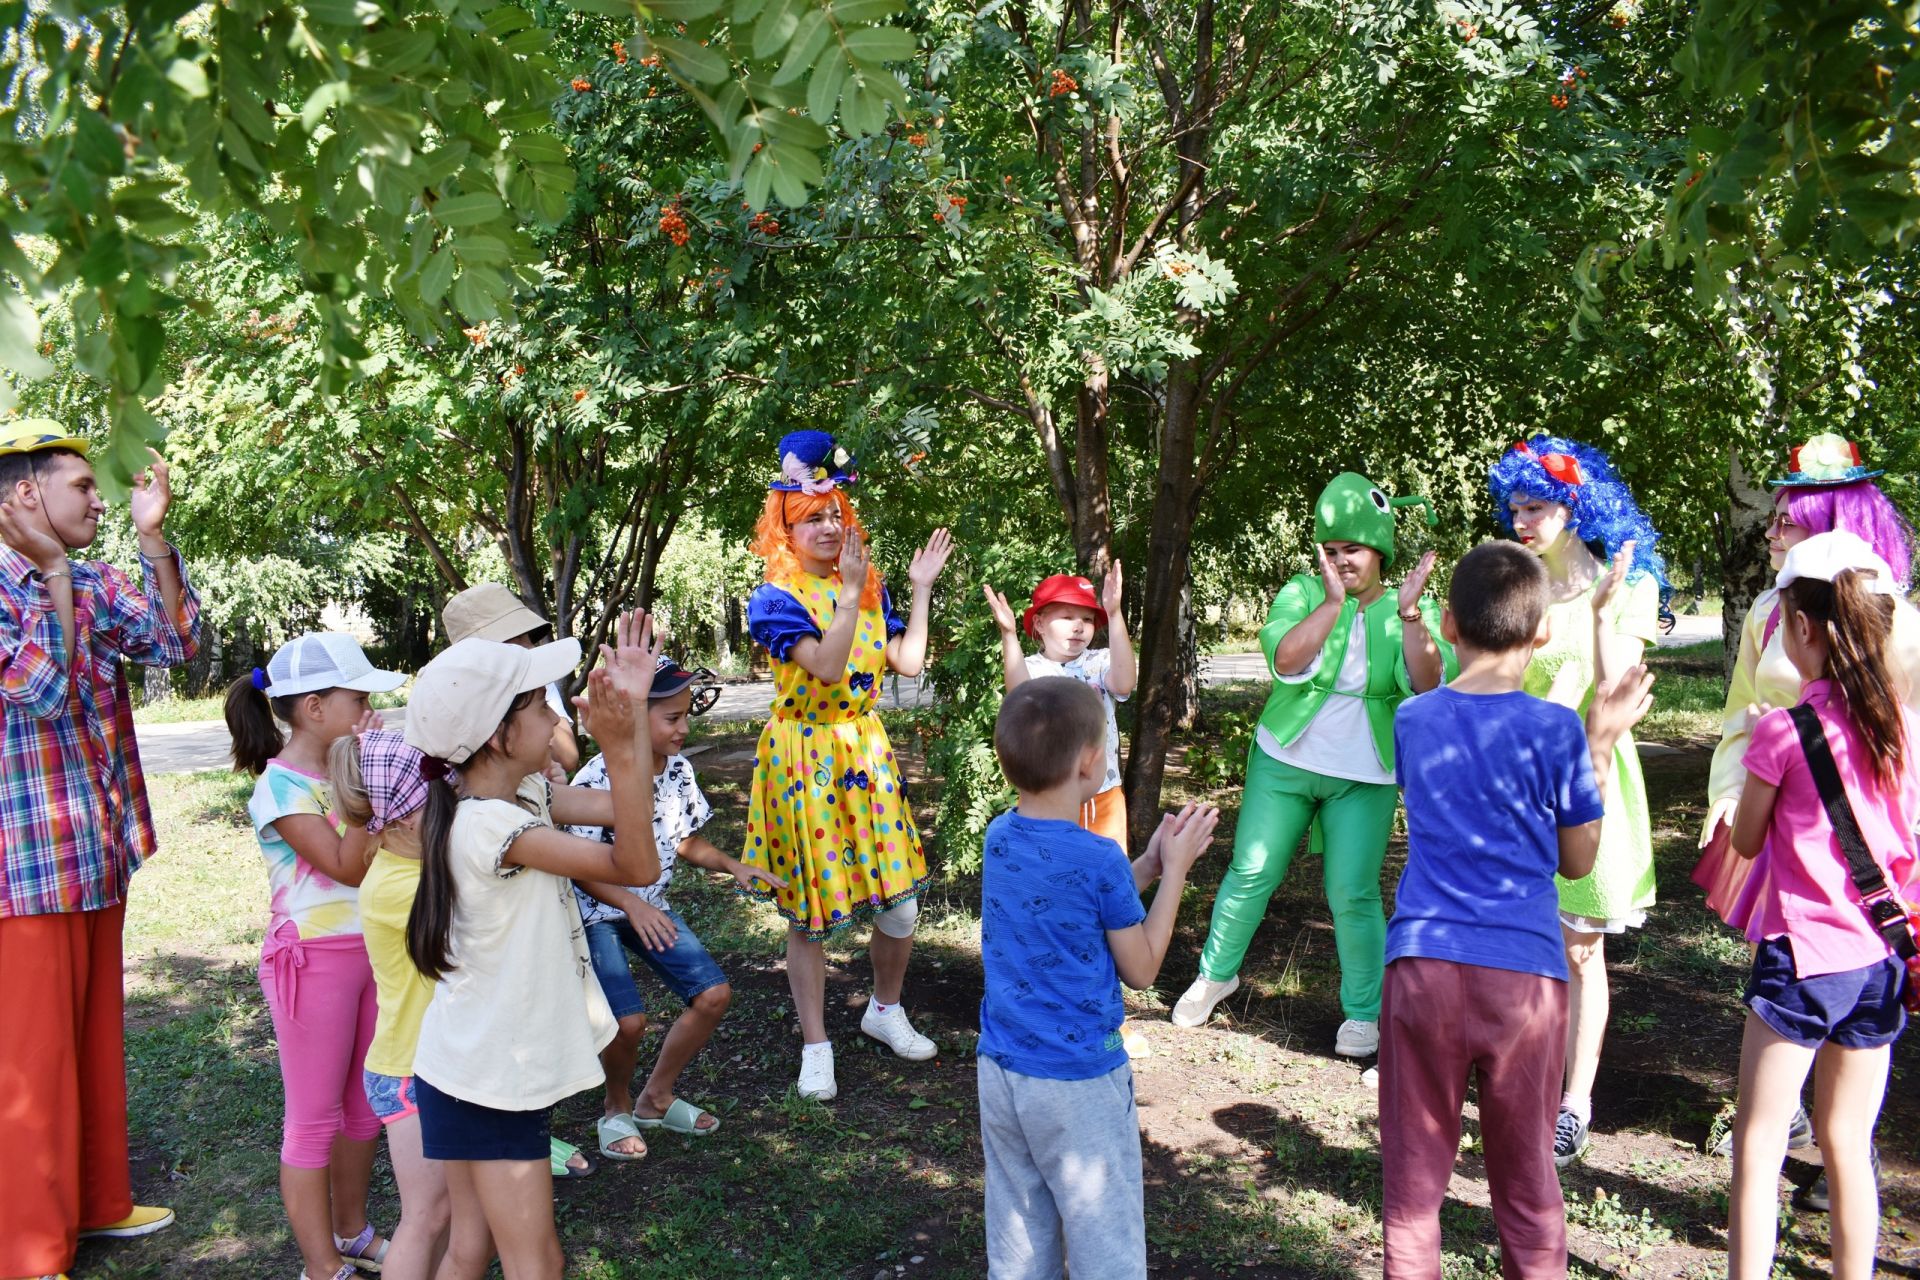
[
  {"x1": 224, "y1": 675, "x2": 295, "y2": 776},
  {"x1": 327, "y1": 734, "x2": 373, "y2": 830},
  {"x1": 406, "y1": 777, "x2": 462, "y2": 979},
  {"x1": 1781, "y1": 569, "x2": 1905, "y2": 791}
]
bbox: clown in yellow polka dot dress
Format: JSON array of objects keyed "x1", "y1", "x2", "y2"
[{"x1": 742, "y1": 430, "x2": 954, "y2": 1099}]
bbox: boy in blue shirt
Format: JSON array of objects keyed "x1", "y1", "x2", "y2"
[
  {"x1": 1381, "y1": 542, "x2": 1654, "y2": 1279},
  {"x1": 978, "y1": 677, "x2": 1219, "y2": 1279}
]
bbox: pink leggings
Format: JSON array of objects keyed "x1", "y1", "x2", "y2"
[{"x1": 259, "y1": 925, "x2": 381, "y2": 1168}]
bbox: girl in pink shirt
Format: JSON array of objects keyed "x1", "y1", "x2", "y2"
[{"x1": 1727, "y1": 531, "x2": 1919, "y2": 1280}]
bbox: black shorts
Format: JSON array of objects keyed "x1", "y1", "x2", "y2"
[
  {"x1": 415, "y1": 1075, "x2": 551, "y2": 1162},
  {"x1": 1744, "y1": 936, "x2": 1907, "y2": 1050}
]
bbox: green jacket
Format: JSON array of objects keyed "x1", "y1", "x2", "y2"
[{"x1": 1255, "y1": 574, "x2": 1456, "y2": 772}]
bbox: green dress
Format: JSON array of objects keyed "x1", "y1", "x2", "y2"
[{"x1": 1525, "y1": 570, "x2": 1659, "y2": 923}]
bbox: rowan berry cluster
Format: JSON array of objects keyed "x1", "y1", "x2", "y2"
[
  {"x1": 1048, "y1": 68, "x2": 1077, "y2": 97},
  {"x1": 659, "y1": 202, "x2": 690, "y2": 246},
  {"x1": 749, "y1": 211, "x2": 780, "y2": 235},
  {"x1": 571, "y1": 77, "x2": 592, "y2": 92},
  {"x1": 612, "y1": 41, "x2": 627, "y2": 63}
]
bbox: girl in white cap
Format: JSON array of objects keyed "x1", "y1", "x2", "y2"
[
  {"x1": 401, "y1": 612, "x2": 664, "y2": 1279},
  {"x1": 225, "y1": 632, "x2": 408, "y2": 1280},
  {"x1": 1725, "y1": 531, "x2": 1920, "y2": 1280}
]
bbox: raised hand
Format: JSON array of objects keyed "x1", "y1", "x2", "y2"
[
  {"x1": 575, "y1": 665, "x2": 636, "y2": 746},
  {"x1": 838, "y1": 527, "x2": 871, "y2": 598},
  {"x1": 1161, "y1": 803, "x2": 1221, "y2": 874},
  {"x1": 1396, "y1": 550, "x2": 1437, "y2": 618},
  {"x1": 907, "y1": 527, "x2": 953, "y2": 590},
  {"x1": 1587, "y1": 662, "x2": 1655, "y2": 754},
  {"x1": 0, "y1": 499, "x2": 66, "y2": 572},
  {"x1": 1592, "y1": 539, "x2": 1635, "y2": 614},
  {"x1": 1101, "y1": 560, "x2": 1124, "y2": 619},
  {"x1": 129, "y1": 448, "x2": 172, "y2": 541},
  {"x1": 352, "y1": 707, "x2": 386, "y2": 737},
  {"x1": 599, "y1": 609, "x2": 664, "y2": 704},
  {"x1": 1316, "y1": 544, "x2": 1347, "y2": 607},
  {"x1": 982, "y1": 584, "x2": 1021, "y2": 636}
]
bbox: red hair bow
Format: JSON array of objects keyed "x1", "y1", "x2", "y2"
[{"x1": 1510, "y1": 440, "x2": 1584, "y2": 487}]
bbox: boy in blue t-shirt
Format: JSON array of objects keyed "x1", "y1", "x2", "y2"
[
  {"x1": 1381, "y1": 542, "x2": 1653, "y2": 1280},
  {"x1": 978, "y1": 677, "x2": 1219, "y2": 1279}
]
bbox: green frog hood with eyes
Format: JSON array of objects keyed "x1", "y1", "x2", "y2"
[{"x1": 1312, "y1": 472, "x2": 1436, "y2": 570}]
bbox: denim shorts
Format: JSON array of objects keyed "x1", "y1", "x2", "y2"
[
  {"x1": 362, "y1": 1069, "x2": 418, "y2": 1127},
  {"x1": 415, "y1": 1075, "x2": 549, "y2": 1162},
  {"x1": 584, "y1": 908, "x2": 729, "y2": 1020},
  {"x1": 1745, "y1": 935, "x2": 1907, "y2": 1050}
]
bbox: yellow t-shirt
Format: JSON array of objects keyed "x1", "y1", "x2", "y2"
[{"x1": 359, "y1": 850, "x2": 436, "y2": 1078}]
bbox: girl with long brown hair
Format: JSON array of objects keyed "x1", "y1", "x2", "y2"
[{"x1": 1727, "y1": 531, "x2": 1920, "y2": 1280}]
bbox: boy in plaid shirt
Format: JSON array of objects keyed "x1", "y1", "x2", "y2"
[{"x1": 0, "y1": 424, "x2": 201, "y2": 1278}]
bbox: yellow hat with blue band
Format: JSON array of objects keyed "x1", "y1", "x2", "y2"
[{"x1": 0, "y1": 420, "x2": 89, "y2": 457}]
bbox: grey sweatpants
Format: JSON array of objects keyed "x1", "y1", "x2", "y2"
[{"x1": 977, "y1": 1055, "x2": 1146, "y2": 1279}]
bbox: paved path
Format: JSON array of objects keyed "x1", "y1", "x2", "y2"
[{"x1": 139, "y1": 619, "x2": 1723, "y2": 776}]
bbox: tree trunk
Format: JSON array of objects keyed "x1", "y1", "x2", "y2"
[
  {"x1": 1718, "y1": 448, "x2": 1773, "y2": 687},
  {"x1": 1124, "y1": 355, "x2": 1205, "y2": 849},
  {"x1": 143, "y1": 663, "x2": 171, "y2": 708},
  {"x1": 1073, "y1": 365, "x2": 1115, "y2": 577}
]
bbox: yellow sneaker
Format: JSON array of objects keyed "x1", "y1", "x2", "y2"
[{"x1": 78, "y1": 1205, "x2": 175, "y2": 1239}]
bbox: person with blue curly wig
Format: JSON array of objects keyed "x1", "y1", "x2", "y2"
[{"x1": 1488, "y1": 435, "x2": 1669, "y2": 1169}]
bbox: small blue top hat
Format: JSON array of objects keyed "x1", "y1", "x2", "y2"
[{"x1": 769, "y1": 430, "x2": 857, "y2": 492}]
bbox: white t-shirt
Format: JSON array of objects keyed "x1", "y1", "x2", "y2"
[
  {"x1": 1024, "y1": 647, "x2": 1127, "y2": 792},
  {"x1": 1256, "y1": 614, "x2": 1392, "y2": 785},
  {"x1": 411, "y1": 776, "x2": 615, "y2": 1111},
  {"x1": 566, "y1": 753, "x2": 712, "y2": 920}
]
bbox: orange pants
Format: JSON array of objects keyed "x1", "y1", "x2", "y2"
[
  {"x1": 1079, "y1": 785, "x2": 1128, "y2": 851},
  {"x1": 0, "y1": 904, "x2": 134, "y2": 1278}
]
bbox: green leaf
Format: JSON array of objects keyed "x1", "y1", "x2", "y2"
[
  {"x1": 121, "y1": 310, "x2": 165, "y2": 390},
  {"x1": 767, "y1": 141, "x2": 818, "y2": 205},
  {"x1": 0, "y1": 290, "x2": 51, "y2": 378},
  {"x1": 771, "y1": 9, "x2": 831, "y2": 84},
  {"x1": 641, "y1": 0, "x2": 724, "y2": 17},
  {"x1": 164, "y1": 57, "x2": 209, "y2": 98},
  {"x1": 750, "y1": 0, "x2": 801, "y2": 60},
  {"x1": 653, "y1": 35, "x2": 730, "y2": 84},
  {"x1": 805, "y1": 51, "x2": 848, "y2": 123},
  {"x1": 564, "y1": 0, "x2": 635, "y2": 14},
  {"x1": 744, "y1": 151, "x2": 773, "y2": 208},
  {"x1": 828, "y1": 0, "x2": 902, "y2": 21},
  {"x1": 418, "y1": 243, "x2": 455, "y2": 304},
  {"x1": 431, "y1": 191, "x2": 506, "y2": 226},
  {"x1": 840, "y1": 25, "x2": 914, "y2": 62}
]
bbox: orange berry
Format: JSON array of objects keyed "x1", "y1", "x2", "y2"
[
  {"x1": 572, "y1": 77, "x2": 592, "y2": 91},
  {"x1": 612, "y1": 41, "x2": 627, "y2": 63},
  {"x1": 573, "y1": 389, "x2": 587, "y2": 401}
]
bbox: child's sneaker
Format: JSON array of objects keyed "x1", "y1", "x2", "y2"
[
  {"x1": 797, "y1": 1041, "x2": 837, "y2": 1100},
  {"x1": 1794, "y1": 1145, "x2": 1880, "y2": 1214},
  {"x1": 79, "y1": 1205, "x2": 174, "y2": 1239},
  {"x1": 1170, "y1": 974, "x2": 1239, "y2": 1027},
  {"x1": 1553, "y1": 1107, "x2": 1590, "y2": 1166},
  {"x1": 861, "y1": 999, "x2": 937, "y2": 1060},
  {"x1": 1334, "y1": 1019, "x2": 1379, "y2": 1058}
]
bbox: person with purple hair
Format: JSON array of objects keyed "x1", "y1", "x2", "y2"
[
  {"x1": 1700, "y1": 434, "x2": 1920, "y2": 914},
  {"x1": 1488, "y1": 435, "x2": 1670, "y2": 1168}
]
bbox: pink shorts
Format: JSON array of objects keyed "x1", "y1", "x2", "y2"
[{"x1": 362, "y1": 1070, "x2": 419, "y2": 1127}]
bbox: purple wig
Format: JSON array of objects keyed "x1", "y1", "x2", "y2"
[{"x1": 1781, "y1": 481, "x2": 1917, "y2": 591}]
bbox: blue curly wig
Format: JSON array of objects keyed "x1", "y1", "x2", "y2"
[{"x1": 1488, "y1": 435, "x2": 1671, "y2": 590}]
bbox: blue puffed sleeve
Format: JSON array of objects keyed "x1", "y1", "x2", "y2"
[
  {"x1": 880, "y1": 586, "x2": 907, "y2": 638},
  {"x1": 748, "y1": 584, "x2": 822, "y2": 662}
]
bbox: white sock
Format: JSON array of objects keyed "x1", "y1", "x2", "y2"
[
  {"x1": 802, "y1": 1040, "x2": 833, "y2": 1061},
  {"x1": 1561, "y1": 1093, "x2": 1591, "y2": 1125},
  {"x1": 869, "y1": 996, "x2": 895, "y2": 1015}
]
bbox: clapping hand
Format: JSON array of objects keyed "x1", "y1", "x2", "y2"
[
  {"x1": 600, "y1": 610, "x2": 664, "y2": 703},
  {"x1": 907, "y1": 527, "x2": 953, "y2": 591},
  {"x1": 1591, "y1": 539, "x2": 1635, "y2": 614},
  {"x1": 838, "y1": 528, "x2": 871, "y2": 598},
  {"x1": 1316, "y1": 545, "x2": 1346, "y2": 607},
  {"x1": 1101, "y1": 560, "x2": 1124, "y2": 620},
  {"x1": 352, "y1": 707, "x2": 386, "y2": 737},
  {"x1": 1155, "y1": 802, "x2": 1222, "y2": 876},
  {"x1": 129, "y1": 448, "x2": 172, "y2": 543},
  {"x1": 1396, "y1": 550, "x2": 1437, "y2": 619},
  {"x1": 1587, "y1": 662, "x2": 1655, "y2": 754},
  {"x1": 982, "y1": 584, "x2": 1021, "y2": 637}
]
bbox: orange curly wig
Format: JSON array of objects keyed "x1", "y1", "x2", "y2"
[{"x1": 750, "y1": 487, "x2": 885, "y2": 611}]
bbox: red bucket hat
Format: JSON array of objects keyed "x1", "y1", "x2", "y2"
[{"x1": 1022, "y1": 574, "x2": 1107, "y2": 638}]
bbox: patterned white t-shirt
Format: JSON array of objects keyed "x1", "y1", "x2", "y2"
[
  {"x1": 566, "y1": 753, "x2": 712, "y2": 921},
  {"x1": 1023, "y1": 647, "x2": 1127, "y2": 792}
]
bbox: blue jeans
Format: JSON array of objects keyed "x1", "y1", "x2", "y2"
[{"x1": 584, "y1": 909, "x2": 729, "y2": 1020}]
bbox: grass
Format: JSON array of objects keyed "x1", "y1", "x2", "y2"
[
  {"x1": 1637, "y1": 640, "x2": 1725, "y2": 745},
  {"x1": 132, "y1": 688, "x2": 408, "y2": 725},
  {"x1": 81, "y1": 680, "x2": 1920, "y2": 1279}
]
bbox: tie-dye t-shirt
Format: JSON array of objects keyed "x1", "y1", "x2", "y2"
[{"x1": 247, "y1": 760, "x2": 359, "y2": 939}]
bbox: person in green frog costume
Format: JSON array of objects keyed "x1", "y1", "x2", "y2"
[{"x1": 1171, "y1": 472, "x2": 1455, "y2": 1059}]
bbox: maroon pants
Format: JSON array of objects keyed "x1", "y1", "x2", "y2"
[{"x1": 1379, "y1": 958, "x2": 1569, "y2": 1280}]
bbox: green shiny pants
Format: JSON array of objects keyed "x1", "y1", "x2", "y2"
[{"x1": 1197, "y1": 750, "x2": 1399, "y2": 1021}]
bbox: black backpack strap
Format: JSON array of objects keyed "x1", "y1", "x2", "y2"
[{"x1": 1787, "y1": 703, "x2": 1919, "y2": 961}]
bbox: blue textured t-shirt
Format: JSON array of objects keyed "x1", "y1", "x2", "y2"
[
  {"x1": 977, "y1": 810, "x2": 1145, "y2": 1080},
  {"x1": 1388, "y1": 687, "x2": 1606, "y2": 981}
]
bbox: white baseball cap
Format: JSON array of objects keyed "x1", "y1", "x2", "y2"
[
  {"x1": 442, "y1": 583, "x2": 551, "y2": 645},
  {"x1": 261, "y1": 633, "x2": 407, "y2": 699},
  {"x1": 1777, "y1": 530, "x2": 1899, "y2": 595},
  {"x1": 404, "y1": 637, "x2": 582, "y2": 765}
]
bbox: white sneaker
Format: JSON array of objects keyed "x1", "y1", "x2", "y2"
[
  {"x1": 1170, "y1": 974, "x2": 1239, "y2": 1027},
  {"x1": 1335, "y1": 1018, "x2": 1379, "y2": 1058},
  {"x1": 860, "y1": 1001, "x2": 937, "y2": 1060},
  {"x1": 797, "y1": 1042, "x2": 837, "y2": 1100}
]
